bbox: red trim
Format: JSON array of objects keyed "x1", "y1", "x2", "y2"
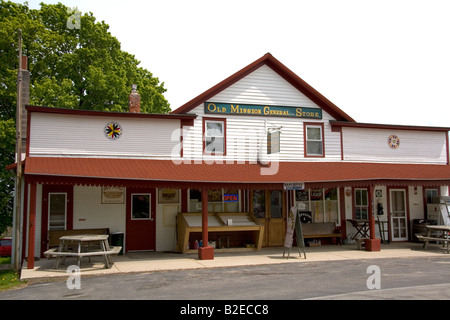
[
  {"x1": 26, "y1": 105, "x2": 197, "y2": 121},
  {"x1": 171, "y1": 53, "x2": 355, "y2": 122},
  {"x1": 26, "y1": 182, "x2": 36, "y2": 269},
  {"x1": 339, "y1": 187, "x2": 346, "y2": 236},
  {"x1": 181, "y1": 189, "x2": 188, "y2": 212},
  {"x1": 40, "y1": 185, "x2": 73, "y2": 256},
  {"x1": 330, "y1": 120, "x2": 450, "y2": 132},
  {"x1": 21, "y1": 177, "x2": 29, "y2": 262},
  {"x1": 303, "y1": 122, "x2": 325, "y2": 158},
  {"x1": 202, "y1": 117, "x2": 227, "y2": 156}
]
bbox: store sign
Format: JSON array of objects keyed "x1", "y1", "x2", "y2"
[
  {"x1": 283, "y1": 182, "x2": 305, "y2": 191},
  {"x1": 205, "y1": 102, "x2": 322, "y2": 119},
  {"x1": 223, "y1": 194, "x2": 239, "y2": 202}
]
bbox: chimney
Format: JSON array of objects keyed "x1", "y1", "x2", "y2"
[
  {"x1": 20, "y1": 56, "x2": 30, "y2": 152},
  {"x1": 128, "y1": 84, "x2": 140, "y2": 113}
]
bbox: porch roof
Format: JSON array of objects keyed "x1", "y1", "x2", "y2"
[{"x1": 23, "y1": 157, "x2": 450, "y2": 189}]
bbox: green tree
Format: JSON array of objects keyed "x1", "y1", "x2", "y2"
[{"x1": 0, "y1": 1, "x2": 171, "y2": 234}]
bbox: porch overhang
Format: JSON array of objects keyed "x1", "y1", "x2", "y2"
[{"x1": 23, "y1": 157, "x2": 450, "y2": 188}]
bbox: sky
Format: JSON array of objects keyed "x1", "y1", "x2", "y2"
[{"x1": 25, "y1": 0, "x2": 450, "y2": 127}]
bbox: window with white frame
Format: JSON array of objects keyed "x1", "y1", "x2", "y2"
[
  {"x1": 354, "y1": 188, "x2": 368, "y2": 219},
  {"x1": 204, "y1": 119, "x2": 225, "y2": 154},
  {"x1": 305, "y1": 124, "x2": 323, "y2": 156}
]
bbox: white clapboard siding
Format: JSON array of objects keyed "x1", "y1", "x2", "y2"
[
  {"x1": 181, "y1": 65, "x2": 341, "y2": 162},
  {"x1": 73, "y1": 186, "x2": 125, "y2": 232},
  {"x1": 342, "y1": 127, "x2": 448, "y2": 164},
  {"x1": 29, "y1": 112, "x2": 180, "y2": 158}
]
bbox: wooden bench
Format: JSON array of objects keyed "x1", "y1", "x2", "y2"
[
  {"x1": 302, "y1": 222, "x2": 342, "y2": 245},
  {"x1": 48, "y1": 228, "x2": 110, "y2": 248},
  {"x1": 415, "y1": 234, "x2": 450, "y2": 253}
]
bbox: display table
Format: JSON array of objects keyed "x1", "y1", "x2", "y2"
[{"x1": 177, "y1": 212, "x2": 265, "y2": 253}]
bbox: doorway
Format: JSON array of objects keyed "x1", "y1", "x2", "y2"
[
  {"x1": 41, "y1": 185, "x2": 73, "y2": 255},
  {"x1": 252, "y1": 190, "x2": 285, "y2": 246},
  {"x1": 126, "y1": 188, "x2": 156, "y2": 252},
  {"x1": 389, "y1": 189, "x2": 408, "y2": 241}
]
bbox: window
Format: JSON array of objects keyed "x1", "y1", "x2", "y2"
[
  {"x1": 189, "y1": 188, "x2": 240, "y2": 213},
  {"x1": 304, "y1": 123, "x2": 324, "y2": 157},
  {"x1": 355, "y1": 188, "x2": 368, "y2": 219},
  {"x1": 48, "y1": 193, "x2": 67, "y2": 230},
  {"x1": 425, "y1": 188, "x2": 439, "y2": 204},
  {"x1": 295, "y1": 188, "x2": 340, "y2": 224},
  {"x1": 203, "y1": 118, "x2": 226, "y2": 154},
  {"x1": 131, "y1": 194, "x2": 151, "y2": 220}
]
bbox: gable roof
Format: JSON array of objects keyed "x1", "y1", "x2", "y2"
[{"x1": 171, "y1": 53, "x2": 355, "y2": 122}]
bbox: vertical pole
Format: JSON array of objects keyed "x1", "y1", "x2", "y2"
[
  {"x1": 198, "y1": 188, "x2": 214, "y2": 260},
  {"x1": 27, "y1": 182, "x2": 36, "y2": 269},
  {"x1": 368, "y1": 184, "x2": 375, "y2": 239},
  {"x1": 365, "y1": 184, "x2": 381, "y2": 251},
  {"x1": 13, "y1": 29, "x2": 23, "y2": 273},
  {"x1": 201, "y1": 188, "x2": 208, "y2": 247}
]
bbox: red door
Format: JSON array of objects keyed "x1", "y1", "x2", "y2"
[{"x1": 126, "y1": 188, "x2": 156, "y2": 252}]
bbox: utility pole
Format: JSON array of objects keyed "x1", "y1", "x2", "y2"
[{"x1": 14, "y1": 29, "x2": 23, "y2": 273}]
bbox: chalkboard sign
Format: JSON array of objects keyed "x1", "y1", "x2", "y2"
[{"x1": 283, "y1": 207, "x2": 306, "y2": 259}]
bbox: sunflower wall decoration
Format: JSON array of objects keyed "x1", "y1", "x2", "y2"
[
  {"x1": 387, "y1": 135, "x2": 400, "y2": 149},
  {"x1": 104, "y1": 122, "x2": 123, "y2": 140}
]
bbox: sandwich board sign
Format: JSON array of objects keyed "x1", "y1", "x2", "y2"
[{"x1": 283, "y1": 207, "x2": 306, "y2": 259}]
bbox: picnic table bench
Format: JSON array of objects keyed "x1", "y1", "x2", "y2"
[
  {"x1": 48, "y1": 228, "x2": 110, "y2": 248},
  {"x1": 416, "y1": 225, "x2": 450, "y2": 254},
  {"x1": 44, "y1": 234, "x2": 121, "y2": 269}
]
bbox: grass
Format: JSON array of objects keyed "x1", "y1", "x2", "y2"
[{"x1": 0, "y1": 257, "x2": 27, "y2": 292}]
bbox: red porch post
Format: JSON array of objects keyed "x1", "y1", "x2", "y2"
[
  {"x1": 365, "y1": 184, "x2": 381, "y2": 251},
  {"x1": 27, "y1": 182, "x2": 37, "y2": 269},
  {"x1": 198, "y1": 188, "x2": 214, "y2": 260}
]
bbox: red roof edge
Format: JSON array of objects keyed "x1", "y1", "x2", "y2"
[
  {"x1": 171, "y1": 53, "x2": 355, "y2": 122},
  {"x1": 26, "y1": 105, "x2": 197, "y2": 121},
  {"x1": 330, "y1": 120, "x2": 450, "y2": 132}
]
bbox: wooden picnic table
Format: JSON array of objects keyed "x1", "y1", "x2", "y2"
[
  {"x1": 44, "y1": 234, "x2": 121, "y2": 269},
  {"x1": 416, "y1": 225, "x2": 450, "y2": 253}
]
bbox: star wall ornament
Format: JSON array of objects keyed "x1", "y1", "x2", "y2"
[{"x1": 104, "y1": 122, "x2": 123, "y2": 140}]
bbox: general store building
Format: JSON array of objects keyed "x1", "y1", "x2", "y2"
[{"x1": 12, "y1": 53, "x2": 450, "y2": 269}]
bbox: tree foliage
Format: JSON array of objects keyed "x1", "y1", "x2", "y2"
[{"x1": 0, "y1": 1, "x2": 171, "y2": 233}]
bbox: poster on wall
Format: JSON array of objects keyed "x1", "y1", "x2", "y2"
[
  {"x1": 158, "y1": 189, "x2": 179, "y2": 204},
  {"x1": 101, "y1": 186, "x2": 125, "y2": 204}
]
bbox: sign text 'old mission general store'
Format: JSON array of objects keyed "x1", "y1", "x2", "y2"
[{"x1": 205, "y1": 102, "x2": 322, "y2": 119}]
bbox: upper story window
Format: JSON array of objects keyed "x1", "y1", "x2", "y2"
[
  {"x1": 304, "y1": 123, "x2": 324, "y2": 157},
  {"x1": 203, "y1": 118, "x2": 226, "y2": 155}
]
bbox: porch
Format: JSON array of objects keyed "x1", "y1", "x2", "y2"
[{"x1": 20, "y1": 242, "x2": 450, "y2": 282}]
